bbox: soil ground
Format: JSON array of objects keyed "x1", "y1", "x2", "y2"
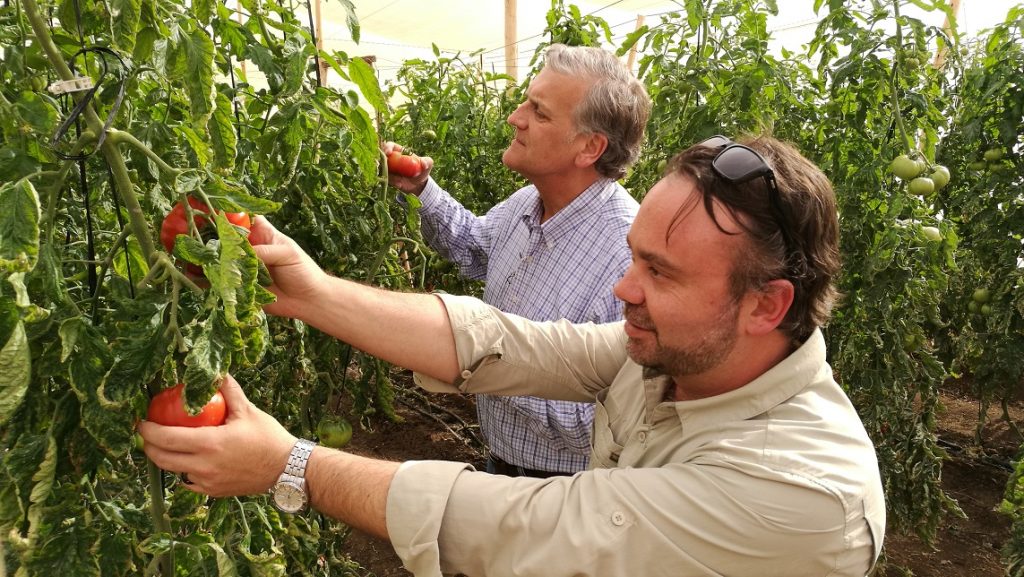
[{"x1": 337, "y1": 374, "x2": 1020, "y2": 577}]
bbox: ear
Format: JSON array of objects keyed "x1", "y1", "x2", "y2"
[
  {"x1": 741, "y1": 279, "x2": 795, "y2": 336},
  {"x1": 574, "y1": 132, "x2": 609, "y2": 169}
]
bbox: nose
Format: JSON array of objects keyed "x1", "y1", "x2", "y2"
[
  {"x1": 613, "y1": 263, "x2": 643, "y2": 305},
  {"x1": 507, "y1": 101, "x2": 527, "y2": 128}
]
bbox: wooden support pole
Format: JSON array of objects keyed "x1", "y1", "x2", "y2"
[
  {"x1": 505, "y1": 0, "x2": 518, "y2": 82},
  {"x1": 932, "y1": 0, "x2": 961, "y2": 69},
  {"x1": 626, "y1": 14, "x2": 645, "y2": 71}
]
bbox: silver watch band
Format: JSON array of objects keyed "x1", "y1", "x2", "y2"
[{"x1": 284, "y1": 438, "x2": 316, "y2": 479}]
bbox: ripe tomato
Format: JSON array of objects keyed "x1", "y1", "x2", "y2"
[
  {"x1": 147, "y1": 383, "x2": 227, "y2": 427},
  {"x1": 160, "y1": 196, "x2": 252, "y2": 253},
  {"x1": 386, "y1": 152, "x2": 423, "y2": 178}
]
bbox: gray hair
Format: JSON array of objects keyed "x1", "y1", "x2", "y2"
[{"x1": 542, "y1": 44, "x2": 651, "y2": 179}]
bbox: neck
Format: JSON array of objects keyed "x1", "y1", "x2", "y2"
[
  {"x1": 670, "y1": 332, "x2": 795, "y2": 401},
  {"x1": 532, "y1": 170, "x2": 604, "y2": 222}
]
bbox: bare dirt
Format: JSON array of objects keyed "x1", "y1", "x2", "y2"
[{"x1": 337, "y1": 375, "x2": 1020, "y2": 577}]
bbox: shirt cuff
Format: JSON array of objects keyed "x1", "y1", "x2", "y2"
[
  {"x1": 387, "y1": 460, "x2": 475, "y2": 576},
  {"x1": 416, "y1": 178, "x2": 444, "y2": 211}
]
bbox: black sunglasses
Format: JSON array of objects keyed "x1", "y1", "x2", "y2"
[{"x1": 696, "y1": 135, "x2": 796, "y2": 273}]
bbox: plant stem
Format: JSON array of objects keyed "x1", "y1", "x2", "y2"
[{"x1": 146, "y1": 460, "x2": 173, "y2": 577}]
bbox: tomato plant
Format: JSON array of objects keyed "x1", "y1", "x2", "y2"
[{"x1": 147, "y1": 384, "x2": 227, "y2": 427}]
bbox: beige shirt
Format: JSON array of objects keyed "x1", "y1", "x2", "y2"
[{"x1": 386, "y1": 295, "x2": 886, "y2": 577}]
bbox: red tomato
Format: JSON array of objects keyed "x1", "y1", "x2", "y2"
[
  {"x1": 147, "y1": 383, "x2": 227, "y2": 427},
  {"x1": 160, "y1": 196, "x2": 251, "y2": 253},
  {"x1": 386, "y1": 152, "x2": 423, "y2": 178}
]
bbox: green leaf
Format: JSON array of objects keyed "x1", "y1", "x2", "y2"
[
  {"x1": 109, "y1": 0, "x2": 142, "y2": 53},
  {"x1": 347, "y1": 105, "x2": 380, "y2": 186},
  {"x1": 170, "y1": 24, "x2": 215, "y2": 127},
  {"x1": 348, "y1": 57, "x2": 388, "y2": 114},
  {"x1": 59, "y1": 317, "x2": 114, "y2": 401},
  {"x1": 0, "y1": 317, "x2": 30, "y2": 427},
  {"x1": 207, "y1": 542, "x2": 241, "y2": 577},
  {"x1": 209, "y1": 91, "x2": 238, "y2": 170},
  {"x1": 0, "y1": 179, "x2": 41, "y2": 273}
]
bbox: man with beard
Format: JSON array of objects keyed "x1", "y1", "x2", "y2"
[{"x1": 140, "y1": 135, "x2": 886, "y2": 577}]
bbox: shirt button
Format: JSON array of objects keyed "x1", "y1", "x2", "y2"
[
  {"x1": 611, "y1": 512, "x2": 626, "y2": 526},
  {"x1": 460, "y1": 370, "x2": 473, "y2": 380},
  {"x1": 637, "y1": 431, "x2": 647, "y2": 443}
]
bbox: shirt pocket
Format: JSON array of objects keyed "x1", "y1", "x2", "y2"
[{"x1": 590, "y1": 395, "x2": 624, "y2": 468}]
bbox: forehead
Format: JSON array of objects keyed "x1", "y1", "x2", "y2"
[
  {"x1": 528, "y1": 68, "x2": 590, "y2": 107},
  {"x1": 630, "y1": 174, "x2": 745, "y2": 274}
]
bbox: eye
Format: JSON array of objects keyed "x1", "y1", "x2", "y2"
[{"x1": 647, "y1": 266, "x2": 662, "y2": 278}]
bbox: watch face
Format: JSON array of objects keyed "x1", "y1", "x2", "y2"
[{"x1": 272, "y1": 481, "x2": 307, "y2": 513}]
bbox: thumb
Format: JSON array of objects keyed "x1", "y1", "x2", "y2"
[
  {"x1": 219, "y1": 374, "x2": 251, "y2": 417},
  {"x1": 248, "y1": 215, "x2": 280, "y2": 246}
]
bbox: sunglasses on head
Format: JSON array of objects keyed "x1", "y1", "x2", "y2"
[{"x1": 695, "y1": 135, "x2": 795, "y2": 273}]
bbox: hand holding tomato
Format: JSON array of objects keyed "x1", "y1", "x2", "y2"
[
  {"x1": 247, "y1": 215, "x2": 331, "y2": 320},
  {"x1": 382, "y1": 141, "x2": 433, "y2": 195},
  {"x1": 139, "y1": 375, "x2": 298, "y2": 497},
  {"x1": 147, "y1": 383, "x2": 227, "y2": 427}
]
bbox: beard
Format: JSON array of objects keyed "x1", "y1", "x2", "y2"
[{"x1": 623, "y1": 302, "x2": 740, "y2": 379}]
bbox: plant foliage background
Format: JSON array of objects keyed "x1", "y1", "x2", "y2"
[{"x1": 1, "y1": 0, "x2": 1022, "y2": 575}]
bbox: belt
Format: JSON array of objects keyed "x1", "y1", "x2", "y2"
[{"x1": 488, "y1": 453, "x2": 573, "y2": 478}]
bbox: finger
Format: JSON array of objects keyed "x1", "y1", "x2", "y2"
[
  {"x1": 248, "y1": 215, "x2": 279, "y2": 245},
  {"x1": 218, "y1": 374, "x2": 251, "y2": 419},
  {"x1": 138, "y1": 420, "x2": 209, "y2": 454},
  {"x1": 252, "y1": 242, "x2": 297, "y2": 267},
  {"x1": 419, "y1": 156, "x2": 434, "y2": 173},
  {"x1": 382, "y1": 141, "x2": 401, "y2": 155}
]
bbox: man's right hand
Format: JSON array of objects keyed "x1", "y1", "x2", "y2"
[
  {"x1": 383, "y1": 141, "x2": 434, "y2": 195},
  {"x1": 249, "y1": 215, "x2": 329, "y2": 321}
]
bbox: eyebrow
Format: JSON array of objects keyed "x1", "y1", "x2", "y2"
[{"x1": 626, "y1": 235, "x2": 682, "y2": 275}]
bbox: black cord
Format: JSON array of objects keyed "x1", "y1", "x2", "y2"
[
  {"x1": 304, "y1": 0, "x2": 323, "y2": 87},
  {"x1": 50, "y1": 46, "x2": 128, "y2": 160}
]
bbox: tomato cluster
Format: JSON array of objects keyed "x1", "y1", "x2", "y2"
[
  {"x1": 160, "y1": 196, "x2": 252, "y2": 253},
  {"x1": 888, "y1": 154, "x2": 950, "y2": 196},
  {"x1": 147, "y1": 384, "x2": 227, "y2": 427}
]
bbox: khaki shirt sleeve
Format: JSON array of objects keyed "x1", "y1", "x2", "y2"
[
  {"x1": 413, "y1": 294, "x2": 629, "y2": 401},
  {"x1": 388, "y1": 460, "x2": 858, "y2": 577}
]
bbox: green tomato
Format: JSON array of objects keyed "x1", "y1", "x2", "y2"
[
  {"x1": 989, "y1": 163, "x2": 1009, "y2": 174},
  {"x1": 908, "y1": 176, "x2": 935, "y2": 196},
  {"x1": 317, "y1": 416, "x2": 353, "y2": 449},
  {"x1": 968, "y1": 301, "x2": 979, "y2": 314},
  {"x1": 889, "y1": 155, "x2": 921, "y2": 180},
  {"x1": 920, "y1": 226, "x2": 942, "y2": 242},
  {"x1": 928, "y1": 165, "x2": 950, "y2": 190},
  {"x1": 981, "y1": 304, "x2": 993, "y2": 316},
  {"x1": 972, "y1": 287, "x2": 991, "y2": 303},
  {"x1": 983, "y1": 148, "x2": 1005, "y2": 162},
  {"x1": 420, "y1": 129, "x2": 437, "y2": 142},
  {"x1": 968, "y1": 160, "x2": 988, "y2": 172}
]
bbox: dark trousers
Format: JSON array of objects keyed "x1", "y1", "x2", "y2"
[{"x1": 486, "y1": 453, "x2": 573, "y2": 478}]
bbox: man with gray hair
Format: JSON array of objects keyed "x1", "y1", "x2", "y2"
[{"x1": 385, "y1": 44, "x2": 651, "y2": 478}]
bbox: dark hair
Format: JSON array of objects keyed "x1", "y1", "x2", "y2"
[
  {"x1": 666, "y1": 135, "x2": 841, "y2": 342},
  {"x1": 542, "y1": 44, "x2": 651, "y2": 179}
]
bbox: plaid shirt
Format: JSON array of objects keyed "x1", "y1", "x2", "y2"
[{"x1": 416, "y1": 177, "x2": 637, "y2": 473}]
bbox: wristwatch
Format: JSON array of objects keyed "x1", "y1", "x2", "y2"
[{"x1": 270, "y1": 438, "x2": 316, "y2": 514}]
